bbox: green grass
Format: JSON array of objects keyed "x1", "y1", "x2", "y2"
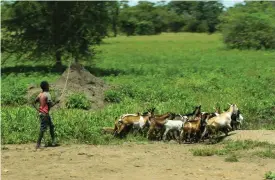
[
  {"x1": 224, "y1": 154, "x2": 239, "y2": 162},
  {"x1": 2, "y1": 33, "x2": 275, "y2": 144},
  {"x1": 254, "y1": 149, "x2": 275, "y2": 159},
  {"x1": 265, "y1": 171, "x2": 275, "y2": 180},
  {"x1": 190, "y1": 140, "x2": 275, "y2": 161}
]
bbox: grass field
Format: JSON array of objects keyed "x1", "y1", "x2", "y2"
[{"x1": 1, "y1": 33, "x2": 275, "y2": 145}]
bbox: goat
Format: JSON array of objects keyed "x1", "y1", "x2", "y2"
[
  {"x1": 147, "y1": 112, "x2": 173, "y2": 140},
  {"x1": 201, "y1": 104, "x2": 239, "y2": 142},
  {"x1": 199, "y1": 107, "x2": 221, "y2": 141},
  {"x1": 172, "y1": 105, "x2": 202, "y2": 121},
  {"x1": 178, "y1": 105, "x2": 204, "y2": 143},
  {"x1": 162, "y1": 120, "x2": 186, "y2": 141},
  {"x1": 114, "y1": 108, "x2": 155, "y2": 137},
  {"x1": 179, "y1": 115, "x2": 202, "y2": 144},
  {"x1": 231, "y1": 109, "x2": 244, "y2": 130},
  {"x1": 164, "y1": 105, "x2": 202, "y2": 141}
]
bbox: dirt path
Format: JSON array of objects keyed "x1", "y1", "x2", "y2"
[{"x1": 2, "y1": 130, "x2": 275, "y2": 180}]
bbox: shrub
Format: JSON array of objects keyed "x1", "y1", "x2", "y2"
[
  {"x1": 104, "y1": 90, "x2": 121, "y2": 103},
  {"x1": 135, "y1": 21, "x2": 155, "y2": 35},
  {"x1": 196, "y1": 20, "x2": 209, "y2": 33},
  {"x1": 65, "y1": 93, "x2": 91, "y2": 110},
  {"x1": 219, "y1": 2, "x2": 275, "y2": 50},
  {"x1": 1, "y1": 84, "x2": 27, "y2": 106},
  {"x1": 1, "y1": 76, "x2": 28, "y2": 106}
]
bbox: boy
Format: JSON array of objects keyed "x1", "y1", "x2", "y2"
[{"x1": 33, "y1": 81, "x2": 60, "y2": 149}]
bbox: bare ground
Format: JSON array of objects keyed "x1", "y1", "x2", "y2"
[{"x1": 2, "y1": 130, "x2": 275, "y2": 180}]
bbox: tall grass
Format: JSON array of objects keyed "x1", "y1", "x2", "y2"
[{"x1": 2, "y1": 33, "x2": 275, "y2": 144}]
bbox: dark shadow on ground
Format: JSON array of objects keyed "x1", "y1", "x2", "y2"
[
  {"x1": 1, "y1": 65, "x2": 126, "y2": 77},
  {"x1": 1, "y1": 65, "x2": 67, "y2": 75}
]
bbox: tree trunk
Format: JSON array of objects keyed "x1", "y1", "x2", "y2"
[
  {"x1": 54, "y1": 51, "x2": 63, "y2": 71},
  {"x1": 112, "y1": 20, "x2": 117, "y2": 37},
  {"x1": 112, "y1": 4, "x2": 119, "y2": 37}
]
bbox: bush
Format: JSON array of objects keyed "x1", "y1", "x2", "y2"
[
  {"x1": 1, "y1": 75, "x2": 28, "y2": 106},
  {"x1": 2, "y1": 84, "x2": 27, "y2": 106},
  {"x1": 66, "y1": 93, "x2": 91, "y2": 110},
  {"x1": 183, "y1": 17, "x2": 199, "y2": 32},
  {"x1": 196, "y1": 20, "x2": 209, "y2": 33},
  {"x1": 120, "y1": 18, "x2": 137, "y2": 36},
  {"x1": 104, "y1": 90, "x2": 121, "y2": 103},
  {"x1": 168, "y1": 15, "x2": 185, "y2": 32},
  {"x1": 219, "y1": 2, "x2": 275, "y2": 50},
  {"x1": 135, "y1": 21, "x2": 155, "y2": 35}
]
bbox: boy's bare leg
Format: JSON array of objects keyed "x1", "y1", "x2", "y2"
[{"x1": 36, "y1": 131, "x2": 44, "y2": 149}]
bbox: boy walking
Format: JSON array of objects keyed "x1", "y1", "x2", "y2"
[{"x1": 33, "y1": 81, "x2": 59, "y2": 149}]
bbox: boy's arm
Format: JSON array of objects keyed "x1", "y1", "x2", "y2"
[{"x1": 46, "y1": 93, "x2": 60, "y2": 109}]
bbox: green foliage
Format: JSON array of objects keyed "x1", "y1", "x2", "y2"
[
  {"x1": 265, "y1": 171, "x2": 275, "y2": 180},
  {"x1": 65, "y1": 93, "x2": 91, "y2": 110},
  {"x1": 1, "y1": 80, "x2": 27, "y2": 106},
  {"x1": 118, "y1": 1, "x2": 223, "y2": 35},
  {"x1": 135, "y1": 21, "x2": 155, "y2": 35},
  {"x1": 1, "y1": 1, "x2": 110, "y2": 65},
  {"x1": 219, "y1": 2, "x2": 275, "y2": 50},
  {"x1": 1, "y1": 72, "x2": 59, "y2": 106},
  {"x1": 168, "y1": 1, "x2": 223, "y2": 33},
  {"x1": 104, "y1": 90, "x2": 121, "y2": 103}
]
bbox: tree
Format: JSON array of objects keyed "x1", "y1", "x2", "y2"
[
  {"x1": 106, "y1": 1, "x2": 120, "y2": 37},
  {"x1": 219, "y1": 1, "x2": 275, "y2": 49},
  {"x1": 167, "y1": 1, "x2": 223, "y2": 33},
  {"x1": 1, "y1": 1, "x2": 109, "y2": 67},
  {"x1": 119, "y1": 1, "x2": 172, "y2": 35}
]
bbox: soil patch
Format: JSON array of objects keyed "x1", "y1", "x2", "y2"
[{"x1": 2, "y1": 130, "x2": 275, "y2": 180}]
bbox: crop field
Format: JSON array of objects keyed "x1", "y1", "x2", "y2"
[{"x1": 2, "y1": 33, "x2": 275, "y2": 180}]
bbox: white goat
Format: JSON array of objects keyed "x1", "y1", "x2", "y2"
[
  {"x1": 201, "y1": 104, "x2": 238, "y2": 140},
  {"x1": 162, "y1": 120, "x2": 186, "y2": 141}
]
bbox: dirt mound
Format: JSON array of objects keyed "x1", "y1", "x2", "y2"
[{"x1": 28, "y1": 63, "x2": 109, "y2": 110}]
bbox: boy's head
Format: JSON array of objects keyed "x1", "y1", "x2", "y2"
[{"x1": 40, "y1": 81, "x2": 49, "y2": 91}]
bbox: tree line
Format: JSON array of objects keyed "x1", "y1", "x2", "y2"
[{"x1": 1, "y1": 1, "x2": 275, "y2": 67}]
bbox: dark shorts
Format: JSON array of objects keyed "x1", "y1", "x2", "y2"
[{"x1": 39, "y1": 113, "x2": 54, "y2": 132}]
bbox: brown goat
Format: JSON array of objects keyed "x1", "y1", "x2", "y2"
[
  {"x1": 179, "y1": 115, "x2": 202, "y2": 144},
  {"x1": 147, "y1": 112, "x2": 173, "y2": 140},
  {"x1": 115, "y1": 108, "x2": 155, "y2": 137}
]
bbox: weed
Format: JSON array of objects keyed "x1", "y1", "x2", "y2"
[
  {"x1": 104, "y1": 90, "x2": 121, "y2": 103},
  {"x1": 265, "y1": 171, "x2": 275, "y2": 180},
  {"x1": 191, "y1": 148, "x2": 216, "y2": 156},
  {"x1": 66, "y1": 93, "x2": 91, "y2": 110},
  {"x1": 224, "y1": 154, "x2": 239, "y2": 162},
  {"x1": 254, "y1": 149, "x2": 275, "y2": 159},
  {"x1": 223, "y1": 140, "x2": 274, "y2": 151}
]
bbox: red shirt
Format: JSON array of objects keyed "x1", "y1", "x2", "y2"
[{"x1": 37, "y1": 92, "x2": 52, "y2": 114}]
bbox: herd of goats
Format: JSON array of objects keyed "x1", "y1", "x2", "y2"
[{"x1": 102, "y1": 104, "x2": 244, "y2": 143}]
